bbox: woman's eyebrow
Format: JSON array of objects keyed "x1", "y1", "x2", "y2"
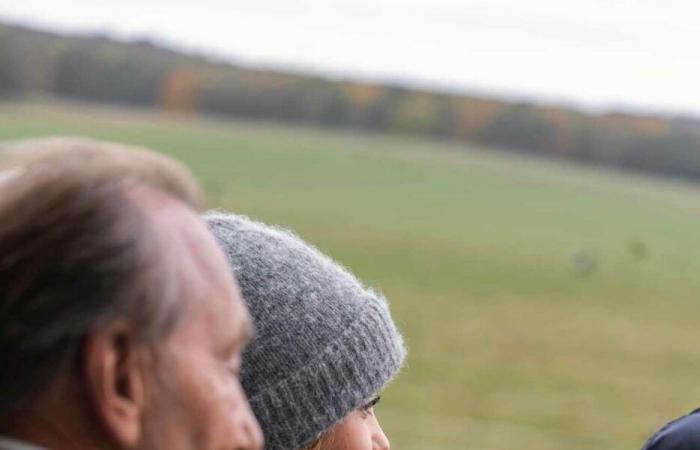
[{"x1": 363, "y1": 396, "x2": 381, "y2": 408}]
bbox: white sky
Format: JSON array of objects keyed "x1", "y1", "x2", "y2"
[{"x1": 1, "y1": 0, "x2": 699, "y2": 116}]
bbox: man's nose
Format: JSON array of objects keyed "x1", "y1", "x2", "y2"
[{"x1": 236, "y1": 410, "x2": 264, "y2": 450}]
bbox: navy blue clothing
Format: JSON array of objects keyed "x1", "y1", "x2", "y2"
[{"x1": 642, "y1": 409, "x2": 700, "y2": 450}]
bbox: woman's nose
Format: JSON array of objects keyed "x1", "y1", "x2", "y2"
[{"x1": 372, "y1": 422, "x2": 390, "y2": 450}]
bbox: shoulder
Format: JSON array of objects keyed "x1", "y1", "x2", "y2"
[{"x1": 642, "y1": 409, "x2": 700, "y2": 450}]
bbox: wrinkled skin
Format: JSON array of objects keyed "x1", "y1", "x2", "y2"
[{"x1": 134, "y1": 191, "x2": 263, "y2": 450}]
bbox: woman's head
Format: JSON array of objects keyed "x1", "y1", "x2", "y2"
[{"x1": 205, "y1": 212, "x2": 406, "y2": 450}]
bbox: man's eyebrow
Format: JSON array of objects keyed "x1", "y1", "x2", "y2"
[{"x1": 225, "y1": 315, "x2": 254, "y2": 354}]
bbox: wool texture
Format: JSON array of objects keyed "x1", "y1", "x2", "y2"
[{"x1": 205, "y1": 212, "x2": 406, "y2": 450}]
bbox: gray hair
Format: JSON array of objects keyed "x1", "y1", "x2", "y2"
[{"x1": 0, "y1": 138, "x2": 203, "y2": 419}]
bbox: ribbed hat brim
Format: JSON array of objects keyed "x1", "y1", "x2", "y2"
[{"x1": 250, "y1": 299, "x2": 406, "y2": 450}]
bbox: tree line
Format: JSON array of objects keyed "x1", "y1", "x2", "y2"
[{"x1": 1, "y1": 22, "x2": 699, "y2": 180}]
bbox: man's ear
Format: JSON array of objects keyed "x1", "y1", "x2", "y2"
[{"x1": 82, "y1": 321, "x2": 147, "y2": 448}]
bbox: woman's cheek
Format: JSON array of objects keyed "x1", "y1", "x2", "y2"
[{"x1": 323, "y1": 410, "x2": 374, "y2": 450}]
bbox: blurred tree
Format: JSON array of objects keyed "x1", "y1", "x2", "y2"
[
  {"x1": 430, "y1": 95, "x2": 457, "y2": 139},
  {"x1": 158, "y1": 67, "x2": 199, "y2": 114},
  {"x1": 0, "y1": 35, "x2": 20, "y2": 95},
  {"x1": 390, "y1": 92, "x2": 437, "y2": 135},
  {"x1": 480, "y1": 104, "x2": 556, "y2": 153},
  {"x1": 454, "y1": 97, "x2": 503, "y2": 141}
]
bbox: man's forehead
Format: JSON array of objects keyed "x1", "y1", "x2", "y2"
[
  {"x1": 171, "y1": 278, "x2": 252, "y2": 350},
  {"x1": 143, "y1": 195, "x2": 251, "y2": 345},
  {"x1": 138, "y1": 190, "x2": 229, "y2": 285}
]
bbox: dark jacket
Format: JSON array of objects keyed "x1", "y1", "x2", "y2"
[{"x1": 642, "y1": 409, "x2": 700, "y2": 450}]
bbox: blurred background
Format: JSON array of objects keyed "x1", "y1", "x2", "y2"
[{"x1": 1, "y1": 1, "x2": 699, "y2": 449}]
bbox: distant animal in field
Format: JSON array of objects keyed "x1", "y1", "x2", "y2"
[
  {"x1": 571, "y1": 250, "x2": 598, "y2": 277},
  {"x1": 627, "y1": 239, "x2": 649, "y2": 261}
]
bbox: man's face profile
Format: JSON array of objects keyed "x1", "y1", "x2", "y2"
[
  {"x1": 0, "y1": 141, "x2": 262, "y2": 450},
  {"x1": 123, "y1": 192, "x2": 262, "y2": 450}
]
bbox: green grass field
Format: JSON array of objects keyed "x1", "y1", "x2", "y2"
[{"x1": 3, "y1": 100, "x2": 700, "y2": 450}]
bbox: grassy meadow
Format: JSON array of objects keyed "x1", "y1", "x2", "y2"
[{"x1": 3, "y1": 101, "x2": 700, "y2": 450}]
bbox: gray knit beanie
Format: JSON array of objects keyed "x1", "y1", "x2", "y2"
[{"x1": 205, "y1": 212, "x2": 406, "y2": 450}]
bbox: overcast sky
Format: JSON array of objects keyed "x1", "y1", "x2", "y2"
[{"x1": 1, "y1": 0, "x2": 699, "y2": 115}]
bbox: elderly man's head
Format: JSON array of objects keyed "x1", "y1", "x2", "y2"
[{"x1": 0, "y1": 138, "x2": 262, "y2": 450}]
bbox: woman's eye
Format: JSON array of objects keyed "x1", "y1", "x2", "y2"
[
  {"x1": 366, "y1": 396, "x2": 381, "y2": 409},
  {"x1": 359, "y1": 396, "x2": 381, "y2": 417}
]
